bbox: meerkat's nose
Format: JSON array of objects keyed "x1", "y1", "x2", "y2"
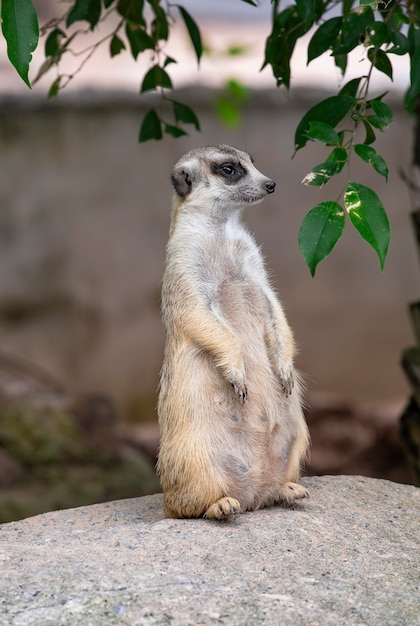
[{"x1": 265, "y1": 180, "x2": 276, "y2": 194}]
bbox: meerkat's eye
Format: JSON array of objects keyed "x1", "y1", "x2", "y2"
[{"x1": 221, "y1": 164, "x2": 235, "y2": 175}]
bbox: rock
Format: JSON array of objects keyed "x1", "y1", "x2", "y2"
[{"x1": 0, "y1": 476, "x2": 418, "y2": 626}]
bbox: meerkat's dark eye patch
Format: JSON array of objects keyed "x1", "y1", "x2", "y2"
[{"x1": 211, "y1": 161, "x2": 247, "y2": 183}]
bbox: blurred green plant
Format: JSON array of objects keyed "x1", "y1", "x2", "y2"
[
  {"x1": 1, "y1": 0, "x2": 419, "y2": 273},
  {"x1": 215, "y1": 79, "x2": 250, "y2": 127}
]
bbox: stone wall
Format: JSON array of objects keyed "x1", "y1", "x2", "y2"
[{"x1": 0, "y1": 88, "x2": 417, "y2": 420}]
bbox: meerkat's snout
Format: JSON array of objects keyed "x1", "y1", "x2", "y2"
[{"x1": 265, "y1": 180, "x2": 276, "y2": 194}]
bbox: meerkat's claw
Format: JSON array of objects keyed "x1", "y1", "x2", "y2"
[
  {"x1": 280, "y1": 378, "x2": 293, "y2": 397},
  {"x1": 233, "y1": 382, "x2": 248, "y2": 403},
  {"x1": 279, "y1": 368, "x2": 294, "y2": 397},
  {"x1": 225, "y1": 366, "x2": 248, "y2": 402}
]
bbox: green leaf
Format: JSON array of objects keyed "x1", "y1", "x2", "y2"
[
  {"x1": 367, "y1": 99, "x2": 393, "y2": 129},
  {"x1": 365, "y1": 115, "x2": 384, "y2": 130},
  {"x1": 125, "y1": 23, "x2": 155, "y2": 59},
  {"x1": 306, "y1": 121, "x2": 340, "y2": 145},
  {"x1": 177, "y1": 5, "x2": 202, "y2": 63},
  {"x1": 367, "y1": 48, "x2": 393, "y2": 80},
  {"x1": 339, "y1": 77, "x2": 362, "y2": 97},
  {"x1": 66, "y1": 0, "x2": 101, "y2": 29},
  {"x1": 405, "y1": 48, "x2": 420, "y2": 112},
  {"x1": 307, "y1": 16, "x2": 342, "y2": 64},
  {"x1": 164, "y1": 55, "x2": 177, "y2": 68},
  {"x1": 103, "y1": 0, "x2": 114, "y2": 7},
  {"x1": 110, "y1": 34, "x2": 125, "y2": 57},
  {"x1": 343, "y1": 0, "x2": 354, "y2": 16},
  {"x1": 141, "y1": 65, "x2": 172, "y2": 92},
  {"x1": 373, "y1": 90, "x2": 389, "y2": 103},
  {"x1": 385, "y1": 5, "x2": 409, "y2": 26},
  {"x1": 117, "y1": 0, "x2": 145, "y2": 25},
  {"x1": 164, "y1": 124, "x2": 188, "y2": 138},
  {"x1": 354, "y1": 144, "x2": 388, "y2": 180},
  {"x1": 215, "y1": 98, "x2": 241, "y2": 128},
  {"x1": 362, "y1": 119, "x2": 376, "y2": 145},
  {"x1": 366, "y1": 20, "x2": 389, "y2": 49},
  {"x1": 1, "y1": 0, "x2": 39, "y2": 88},
  {"x1": 302, "y1": 160, "x2": 343, "y2": 186},
  {"x1": 171, "y1": 100, "x2": 200, "y2": 130},
  {"x1": 333, "y1": 7, "x2": 374, "y2": 55},
  {"x1": 388, "y1": 30, "x2": 410, "y2": 56},
  {"x1": 262, "y1": 6, "x2": 306, "y2": 89},
  {"x1": 225, "y1": 78, "x2": 249, "y2": 100},
  {"x1": 294, "y1": 95, "x2": 355, "y2": 151},
  {"x1": 334, "y1": 53, "x2": 347, "y2": 75},
  {"x1": 215, "y1": 79, "x2": 249, "y2": 128},
  {"x1": 405, "y1": 25, "x2": 420, "y2": 113},
  {"x1": 240, "y1": 0, "x2": 258, "y2": 5},
  {"x1": 226, "y1": 45, "x2": 248, "y2": 56},
  {"x1": 344, "y1": 182, "x2": 390, "y2": 269},
  {"x1": 151, "y1": 3, "x2": 169, "y2": 42},
  {"x1": 47, "y1": 76, "x2": 61, "y2": 98},
  {"x1": 139, "y1": 108, "x2": 162, "y2": 142},
  {"x1": 45, "y1": 28, "x2": 65, "y2": 57},
  {"x1": 326, "y1": 147, "x2": 347, "y2": 171},
  {"x1": 337, "y1": 130, "x2": 346, "y2": 145},
  {"x1": 34, "y1": 30, "x2": 77, "y2": 86},
  {"x1": 295, "y1": 0, "x2": 316, "y2": 30},
  {"x1": 298, "y1": 201, "x2": 345, "y2": 276}
]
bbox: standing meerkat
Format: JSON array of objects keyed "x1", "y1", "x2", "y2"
[{"x1": 157, "y1": 144, "x2": 309, "y2": 520}]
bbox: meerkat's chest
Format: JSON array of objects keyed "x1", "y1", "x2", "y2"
[
  {"x1": 199, "y1": 229, "x2": 262, "y2": 278},
  {"x1": 197, "y1": 231, "x2": 269, "y2": 318}
]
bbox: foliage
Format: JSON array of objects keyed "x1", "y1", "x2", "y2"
[
  {"x1": 263, "y1": 0, "x2": 419, "y2": 274},
  {"x1": 1, "y1": 0, "x2": 420, "y2": 274},
  {"x1": 1, "y1": 0, "x2": 38, "y2": 87}
]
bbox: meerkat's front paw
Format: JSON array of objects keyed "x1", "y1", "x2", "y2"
[
  {"x1": 204, "y1": 497, "x2": 241, "y2": 520},
  {"x1": 277, "y1": 365, "x2": 294, "y2": 397},
  {"x1": 232, "y1": 380, "x2": 248, "y2": 403},
  {"x1": 225, "y1": 366, "x2": 248, "y2": 403}
]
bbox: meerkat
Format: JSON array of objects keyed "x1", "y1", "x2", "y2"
[{"x1": 157, "y1": 144, "x2": 309, "y2": 520}]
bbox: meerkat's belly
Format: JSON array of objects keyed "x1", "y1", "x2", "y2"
[
  {"x1": 209, "y1": 278, "x2": 295, "y2": 500},
  {"x1": 159, "y1": 265, "x2": 301, "y2": 512}
]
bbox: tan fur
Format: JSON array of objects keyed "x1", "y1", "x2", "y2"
[{"x1": 157, "y1": 145, "x2": 310, "y2": 519}]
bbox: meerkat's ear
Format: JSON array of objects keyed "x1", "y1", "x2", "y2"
[{"x1": 171, "y1": 164, "x2": 196, "y2": 197}]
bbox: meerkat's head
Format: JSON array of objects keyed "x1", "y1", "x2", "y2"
[{"x1": 170, "y1": 145, "x2": 276, "y2": 218}]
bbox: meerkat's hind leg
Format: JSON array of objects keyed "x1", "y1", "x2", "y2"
[{"x1": 204, "y1": 497, "x2": 241, "y2": 520}]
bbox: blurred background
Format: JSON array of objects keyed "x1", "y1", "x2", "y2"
[{"x1": 0, "y1": 0, "x2": 418, "y2": 522}]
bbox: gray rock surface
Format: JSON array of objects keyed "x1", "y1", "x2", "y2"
[{"x1": 0, "y1": 476, "x2": 418, "y2": 626}]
